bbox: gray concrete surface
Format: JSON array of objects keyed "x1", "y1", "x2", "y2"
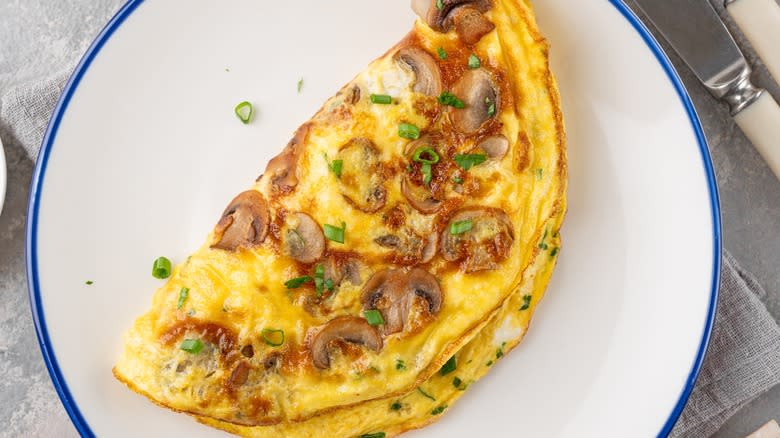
[{"x1": 0, "y1": 1, "x2": 777, "y2": 437}]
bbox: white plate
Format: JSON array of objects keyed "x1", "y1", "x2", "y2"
[{"x1": 27, "y1": 0, "x2": 720, "y2": 437}]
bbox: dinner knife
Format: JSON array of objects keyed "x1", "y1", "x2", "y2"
[
  {"x1": 726, "y1": 0, "x2": 780, "y2": 83},
  {"x1": 634, "y1": 0, "x2": 780, "y2": 180}
]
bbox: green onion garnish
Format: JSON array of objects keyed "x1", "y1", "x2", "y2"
[
  {"x1": 297, "y1": 78, "x2": 304, "y2": 93},
  {"x1": 486, "y1": 360, "x2": 494, "y2": 367},
  {"x1": 314, "y1": 264, "x2": 326, "y2": 296},
  {"x1": 438, "y1": 91, "x2": 465, "y2": 109},
  {"x1": 359, "y1": 433, "x2": 386, "y2": 438},
  {"x1": 325, "y1": 278, "x2": 335, "y2": 292},
  {"x1": 396, "y1": 359, "x2": 407, "y2": 371},
  {"x1": 520, "y1": 294, "x2": 532, "y2": 311},
  {"x1": 437, "y1": 47, "x2": 447, "y2": 60},
  {"x1": 412, "y1": 146, "x2": 440, "y2": 164},
  {"x1": 390, "y1": 401, "x2": 403, "y2": 411},
  {"x1": 436, "y1": 0, "x2": 444, "y2": 9},
  {"x1": 449, "y1": 220, "x2": 473, "y2": 235},
  {"x1": 539, "y1": 242, "x2": 549, "y2": 250},
  {"x1": 261, "y1": 328, "x2": 285, "y2": 347},
  {"x1": 453, "y1": 176, "x2": 464, "y2": 184},
  {"x1": 329, "y1": 159, "x2": 343, "y2": 178},
  {"x1": 85, "y1": 280, "x2": 94, "y2": 285},
  {"x1": 234, "y1": 101, "x2": 254, "y2": 124},
  {"x1": 452, "y1": 376, "x2": 468, "y2": 390},
  {"x1": 468, "y1": 54, "x2": 481, "y2": 69},
  {"x1": 550, "y1": 247, "x2": 560, "y2": 257},
  {"x1": 152, "y1": 256, "x2": 172, "y2": 279},
  {"x1": 431, "y1": 404, "x2": 448, "y2": 415},
  {"x1": 536, "y1": 168, "x2": 543, "y2": 180},
  {"x1": 323, "y1": 222, "x2": 346, "y2": 244},
  {"x1": 439, "y1": 356, "x2": 457, "y2": 375},
  {"x1": 180, "y1": 339, "x2": 204, "y2": 354},
  {"x1": 421, "y1": 163, "x2": 433, "y2": 185},
  {"x1": 417, "y1": 387, "x2": 436, "y2": 401},
  {"x1": 453, "y1": 153, "x2": 487, "y2": 171},
  {"x1": 285, "y1": 276, "x2": 312, "y2": 289},
  {"x1": 486, "y1": 97, "x2": 496, "y2": 117},
  {"x1": 177, "y1": 287, "x2": 190, "y2": 309},
  {"x1": 370, "y1": 94, "x2": 392, "y2": 104},
  {"x1": 364, "y1": 309, "x2": 385, "y2": 326},
  {"x1": 398, "y1": 123, "x2": 421, "y2": 140}
]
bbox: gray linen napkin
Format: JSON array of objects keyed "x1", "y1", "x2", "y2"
[{"x1": 1, "y1": 2, "x2": 780, "y2": 438}]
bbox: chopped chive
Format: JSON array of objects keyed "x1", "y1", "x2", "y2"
[
  {"x1": 437, "y1": 47, "x2": 447, "y2": 60},
  {"x1": 452, "y1": 376, "x2": 468, "y2": 390},
  {"x1": 261, "y1": 328, "x2": 285, "y2": 347},
  {"x1": 421, "y1": 163, "x2": 433, "y2": 186},
  {"x1": 496, "y1": 347, "x2": 504, "y2": 359},
  {"x1": 431, "y1": 404, "x2": 448, "y2": 415},
  {"x1": 452, "y1": 176, "x2": 464, "y2": 184},
  {"x1": 520, "y1": 294, "x2": 532, "y2": 311},
  {"x1": 285, "y1": 275, "x2": 312, "y2": 289},
  {"x1": 486, "y1": 97, "x2": 496, "y2": 117},
  {"x1": 370, "y1": 94, "x2": 393, "y2": 104},
  {"x1": 417, "y1": 387, "x2": 436, "y2": 401},
  {"x1": 325, "y1": 278, "x2": 335, "y2": 292},
  {"x1": 438, "y1": 91, "x2": 465, "y2": 109},
  {"x1": 359, "y1": 433, "x2": 386, "y2": 438},
  {"x1": 449, "y1": 220, "x2": 473, "y2": 235},
  {"x1": 436, "y1": 0, "x2": 444, "y2": 9},
  {"x1": 85, "y1": 280, "x2": 94, "y2": 285},
  {"x1": 314, "y1": 264, "x2": 325, "y2": 296},
  {"x1": 536, "y1": 168, "x2": 543, "y2": 180},
  {"x1": 440, "y1": 356, "x2": 457, "y2": 375},
  {"x1": 468, "y1": 54, "x2": 481, "y2": 69},
  {"x1": 180, "y1": 339, "x2": 204, "y2": 354},
  {"x1": 486, "y1": 360, "x2": 494, "y2": 367},
  {"x1": 396, "y1": 359, "x2": 407, "y2": 371},
  {"x1": 453, "y1": 153, "x2": 487, "y2": 171},
  {"x1": 323, "y1": 222, "x2": 346, "y2": 244},
  {"x1": 297, "y1": 78, "x2": 304, "y2": 93},
  {"x1": 390, "y1": 401, "x2": 403, "y2": 411},
  {"x1": 550, "y1": 247, "x2": 560, "y2": 257},
  {"x1": 152, "y1": 257, "x2": 172, "y2": 279},
  {"x1": 413, "y1": 146, "x2": 440, "y2": 164},
  {"x1": 398, "y1": 123, "x2": 421, "y2": 140},
  {"x1": 364, "y1": 309, "x2": 385, "y2": 326},
  {"x1": 234, "y1": 101, "x2": 254, "y2": 124},
  {"x1": 177, "y1": 287, "x2": 190, "y2": 309},
  {"x1": 329, "y1": 159, "x2": 343, "y2": 178}
]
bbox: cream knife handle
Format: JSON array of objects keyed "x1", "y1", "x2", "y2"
[
  {"x1": 734, "y1": 92, "x2": 780, "y2": 179},
  {"x1": 727, "y1": 0, "x2": 780, "y2": 83}
]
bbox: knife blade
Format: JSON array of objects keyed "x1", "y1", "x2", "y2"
[{"x1": 634, "y1": 0, "x2": 780, "y2": 180}]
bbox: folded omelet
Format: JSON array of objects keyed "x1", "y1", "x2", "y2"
[{"x1": 114, "y1": 0, "x2": 566, "y2": 434}]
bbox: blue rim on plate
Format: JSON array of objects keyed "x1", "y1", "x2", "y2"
[{"x1": 25, "y1": 1, "x2": 722, "y2": 437}]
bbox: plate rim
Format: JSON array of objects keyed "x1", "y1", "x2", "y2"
[{"x1": 24, "y1": 1, "x2": 722, "y2": 437}]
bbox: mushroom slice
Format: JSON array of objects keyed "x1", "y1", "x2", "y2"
[
  {"x1": 361, "y1": 268, "x2": 443, "y2": 335},
  {"x1": 335, "y1": 138, "x2": 387, "y2": 213},
  {"x1": 282, "y1": 212, "x2": 325, "y2": 264},
  {"x1": 264, "y1": 123, "x2": 310, "y2": 194},
  {"x1": 394, "y1": 47, "x2": 443, "y2": 97},
  {"x1": 310, "y1": 316, "x2": 383, "y2": 369},
  {"x1": 451, "y1": 69, "x2": 500, "y2": 134},
  {"x1": 440, "y1": 207, "x2": 514, "y2": 272},
  {"x1": 211, "y1": 190, "x2": 270, "y2": 251},
  {"x1": 412, "y1": 0, "x2": 493, "y2": 33},
  {"x1": 478, "y1": 135, "x2": 509, "y2": 160},
  {"x1": 374, "y1": 228, "x2": 437, "y2": 264},
  {"x1": 452, "y1": 6, "x2": 495, "y2": 44},
  {"x1": 323, "y1": 254, "x2": 362, "y2": 287}
]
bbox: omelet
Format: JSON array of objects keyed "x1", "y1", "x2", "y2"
[{"x1": 114, "y1": 0, "x2": 566, "y2": 434}]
